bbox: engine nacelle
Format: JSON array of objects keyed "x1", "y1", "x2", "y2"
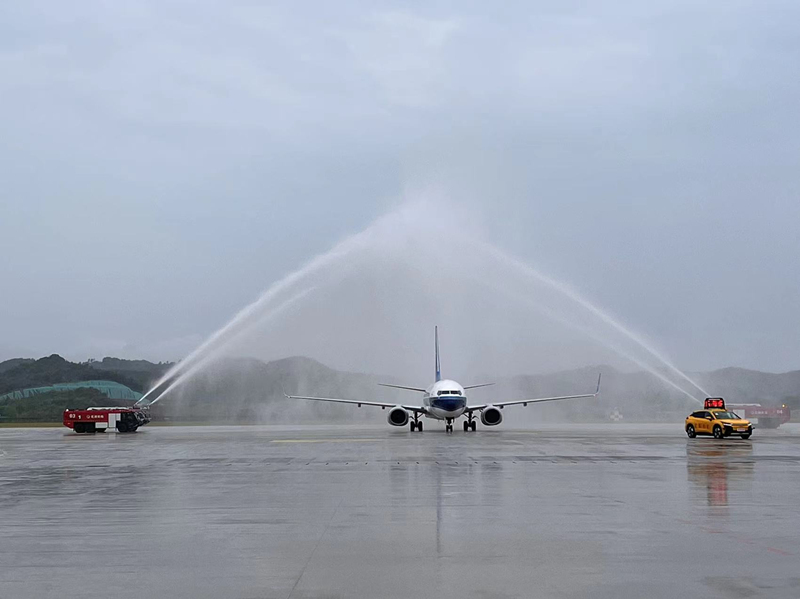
[
  {"x1": 387, "y1": 406, "x2": 409, "y2": 427},
  {"x1": 480, "y1": 406, "x2": 503, "y2": 426}
]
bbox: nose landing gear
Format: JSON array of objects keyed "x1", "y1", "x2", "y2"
[{"x1": 445, "y1": 418, "x2": 453, "y2": 433}]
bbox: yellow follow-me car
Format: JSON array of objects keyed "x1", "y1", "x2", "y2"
[{"x1": 685, "y1": 398, "x2": 753, "y2": 440}]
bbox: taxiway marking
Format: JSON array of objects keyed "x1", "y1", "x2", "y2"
[{"x1": 271, "y1": 438, "x2": 383, "y2": 444}]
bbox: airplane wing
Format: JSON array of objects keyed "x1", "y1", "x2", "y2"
[
  {"x1": 462, "y1": 383, "x2": 495, "y2": 390},
  {"x1": 285, "y1": 393, "x2": 427, "y2": 414},
  {"x1": 377, "y1": 383, "x2": 426, "y2": 393},
  {"x1": 466, "y1": 374, "x2": 601, "y2": 412}
]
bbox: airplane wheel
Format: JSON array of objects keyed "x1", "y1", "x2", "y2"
[
  {"x1": 470, "y1": 421, "x2": 476, "y2": 432},
  {"x1": 417, "y1": 422, "x2": 423, "y2": 432},
  {"x1": 463, "y1": 421, "x2": 469, "y2": 432},
  {"x1": 410, "y1": 421, "x2": 416, "y2": 432}
]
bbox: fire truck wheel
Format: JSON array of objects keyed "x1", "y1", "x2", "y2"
[
  {"x1": 713, "y1": 425, "x2": 724, "y2": 439},
  {"x1": 116, "y1": 422, "x2": 130, "y2": 433},
  {"x1": 74, "y1": 423, "x2": 85, "y2": 433}
]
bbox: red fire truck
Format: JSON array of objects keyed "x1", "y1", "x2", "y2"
[
  {"x1": 63, "y1": 406, "x2": 151, "y2": 433},
  {"x1": 728, "y1": 403, "x2": 791, "y2": 429}
]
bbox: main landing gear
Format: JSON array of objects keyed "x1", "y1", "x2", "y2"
[
  {"x1": 410, "y1": 415, "x2": 423, "y2": 432},
  {"x1": 463, "y1": 419, "x2": 476, "y2": 432}
]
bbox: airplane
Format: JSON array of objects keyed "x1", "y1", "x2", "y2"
[{"x1": 286, "y1": 327, "x2": 601, "y2": 432}]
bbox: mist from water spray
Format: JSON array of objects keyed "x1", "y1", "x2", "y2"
[
  {"x1": 137, "y1": 210, "x2": 402, "y2": 405},
  {"x1": 146, "y1": 286, "x2": 317, "y2": 405},
  {"x1": 474, "y1": 278, "x2": 702, "y2": 402},
  {"x1": 474, "y1": 241, "x2": 709, "y2": 399},
  {"x1": 141, "y1": 199, "x2": 708, "y2": 406}
]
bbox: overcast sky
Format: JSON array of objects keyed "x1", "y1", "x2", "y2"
[{"x1": 1, "y1": 1, "x2": 799, "y2": 374}]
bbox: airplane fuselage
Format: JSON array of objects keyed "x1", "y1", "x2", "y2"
[
  {"x1": 287, "y1": 326, "x2": 600, "y2": 432},
  {"x1": 423, "y1": 379, "x2": 467, "y2": 420}
]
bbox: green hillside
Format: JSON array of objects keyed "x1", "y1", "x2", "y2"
[
  {"x1": 0, "y1": 355, "x2": 170, "y2": 422},
  {"x1": 0, "y1": 388, "x2": 134, "y2": 422}
]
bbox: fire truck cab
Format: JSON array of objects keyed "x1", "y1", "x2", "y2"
[{"x1": 63, "y1": 406, "x2": 151, "y2": 434}]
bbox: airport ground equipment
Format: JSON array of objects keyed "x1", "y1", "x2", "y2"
[
  {"x1": 63, "y1": 406, "x2": 151, "y2": 433},
  {"x1": 685, "y1": 398, "x2": 753, "y2": 439},
  {"x1": 728, "y1": 403, "x2": 790, "y2": 429}
]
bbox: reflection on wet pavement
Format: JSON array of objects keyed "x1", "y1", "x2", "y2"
[
  {"x1": 687, "y1": 441, "x2": 754, "y2": 508},
  {"x1": 1, "y1": 424, "x2": 799, "y2": 598}
]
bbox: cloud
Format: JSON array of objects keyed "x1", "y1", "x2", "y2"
[{"x1": 1, "y1": 1, "x2": 799, "y2": 372}]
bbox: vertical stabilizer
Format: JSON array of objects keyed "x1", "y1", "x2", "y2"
[{"x1": 435, "y1": 326, "x2": 441, "y2": 382}]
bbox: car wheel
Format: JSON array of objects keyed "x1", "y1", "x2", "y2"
[
  {"x1": 713, "y1": 425, "x2": 724, "y2": 439},
  {"x1": 686, "y1": 425, "x2": 696, "y2": 438}
]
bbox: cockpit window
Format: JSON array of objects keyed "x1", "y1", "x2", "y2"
[{"x1": 437, "y1": 390, "x2": 461, "y2": 396}]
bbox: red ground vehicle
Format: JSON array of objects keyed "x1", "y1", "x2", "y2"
[
  {"x1": 63, "y1": 406, "x2": 151, "y2": 433},
  {"x1": 728, "y1": 404, "x2": 791, "y2": 429}
]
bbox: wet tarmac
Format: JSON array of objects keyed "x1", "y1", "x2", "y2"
[{"x1": 1, "y1": 424, "x2": 799, "y2": 598}]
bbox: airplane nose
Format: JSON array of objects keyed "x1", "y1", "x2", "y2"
[{"x1": 432, "y1": 397, "x2": 466, "y2": 411}]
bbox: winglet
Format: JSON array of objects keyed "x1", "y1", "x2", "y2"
[{"x1": 595, "y1": 373, "x2": 602, "y2": 395}]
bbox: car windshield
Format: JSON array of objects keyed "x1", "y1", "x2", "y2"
[{"x1": 713, "y1": 411, "x2": 740, "y2": 419}]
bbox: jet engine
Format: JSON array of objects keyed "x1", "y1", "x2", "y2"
[
  {"x1": 480, "y1": 406, "x2": 503, "y2": 426},
  {"x1": 387, "y1": 406, "x2": 410, "y2": 427}
]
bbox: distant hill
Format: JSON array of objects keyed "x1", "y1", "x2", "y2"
[
  {"x1": 86, "y1": 357, "x2": 173, "y2": 374},
  {"x1": 152, "y1": 356, "x2": 389, "y2": 422},
  {"x1": 0, "y1": 355, "x2": 171, "y2": 421},
  {"x1": 147, "y1": 357, "x2": 800, "y2": 423},
  {"x1": 2, "y1": 353, "x2": 798, "y2": 423},
  {"x1": 0, "y1": 388, "x2": 135, "y2": 422},
  {"x1": 0, "y1": 354, "x2": 169, "y2": 396},
  {"x1": 693, "y1": 367, "x2": 800, "y2": 405},
  {"x1": 0, "y1": 358, "x2": 34, "y2": 373},
  {"x1": 153, "y1": 358, "x2": 800, "y2": 423}
]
